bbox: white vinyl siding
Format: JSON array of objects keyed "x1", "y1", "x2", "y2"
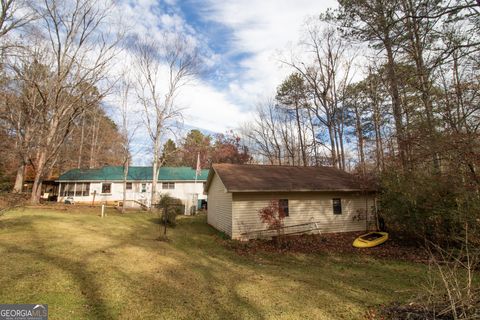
[
  {"x1": 206, "y1": 173, "x2": 233, "y2": 237},
  {"x1": 231, "y1": 192, "x2": 375, "y2": 240},
  {"x1": 57, "y1": 181, "x2": 207, "y2": 211}
]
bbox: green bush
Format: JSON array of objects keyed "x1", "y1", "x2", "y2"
[
  {"x1": 155, "y1": 195, "x2": 184, "y2": 227},
  {"x1": 380, "y1": 168, "x2": 480, "y2": 244}
]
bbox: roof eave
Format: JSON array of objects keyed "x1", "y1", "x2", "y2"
[{"x1": 226, "y1": 188, "x2": 376, "y2": 193}]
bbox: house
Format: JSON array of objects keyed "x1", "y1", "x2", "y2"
[
  {"x1": 204, "y1": 164, "x2": 376, "y2": 240},
  {"x1": 58, "y1": 166, "x2": 209, "y2": 212}
]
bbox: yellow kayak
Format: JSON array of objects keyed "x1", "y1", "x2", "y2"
[{"x1": 353, "y1": 232, "x2": 389, "y2": 248}]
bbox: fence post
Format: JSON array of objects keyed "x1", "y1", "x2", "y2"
[{"x1": 101, "y1": 204, "x2": 105, "y2": 218}]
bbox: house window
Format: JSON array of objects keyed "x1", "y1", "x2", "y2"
[
  {"x1": 141, "y1": 183, "x2": 147, "y2": 193},
  {"x1": 126, "y1": 182, "x2": 132, "y2": 190},
  {"x1": 162, "y1": 182, "x2": 175, "y2": 189},
  {"x1": 83, "y1": 183, "x2": 90, "y2": 196},
  {"x1": 102, "y1": 183, "x2": 111, "y2": 194},
  {"x1": 279, "y1": 199, "x2": 289, "y2": 217},
  {"x1": 75, "y1": 183, "x2": 90, "y2": 196},
  {"x1": 65, "y1": 183, "x2": 74, "y2": 196},
  {"x1": 75, "y1": 183, "x2": 82, "y2": 196},
  {"x1": 333, "y1": 198, "x2": 342, "y2": 215}
]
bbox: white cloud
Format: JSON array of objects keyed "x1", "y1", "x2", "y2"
[
  {"x1": 107, "y1": 0, "x2": 338, "y2": 164},
  {"x1": 199, "y1": 0, "x2": 337, "y2": 107},
  {"x1": 178, "y1": 82, "x2": 253, "y2": 133}
]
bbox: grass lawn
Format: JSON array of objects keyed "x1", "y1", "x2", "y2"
[{"x1": 0, "y1": 207, "x2": 428, "y2": 319}]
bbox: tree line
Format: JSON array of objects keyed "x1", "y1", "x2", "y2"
[
  {"x1": 161, "y1": 129, "x2": 251, "y2": 168},
  {"x1": 0, "y1": 0, "x2": 252, "y2": 205},
  {"x1": 0, "y1": 0, "x2": 127, "y2": 202},
  {"x1": 242, "y1": 0, "x2": 479, "y2": 242}
]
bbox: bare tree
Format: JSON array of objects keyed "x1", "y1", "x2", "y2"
[
  {"x1": 0, "y1": 0, "x2": 33, "y2": 42},
  {"x1": 117, "y1": 72, "x2": 137, "y2": 213},
  {"x1": 276, "y1": 73, "x2": 310, "y2": 166},
  {"x1": 133, "y1": 33, "x2": 198, "y2": 208},
  {"x1": 6, "y1": 0, "x2": 122, "y2": 203},
  {"x1": 282, "y1": 24, "x2": 354, "y2": 170}
]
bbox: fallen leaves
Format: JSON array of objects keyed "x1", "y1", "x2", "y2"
[{"x1": 221, "y1": 231, "x2": 430, "y2": 263}]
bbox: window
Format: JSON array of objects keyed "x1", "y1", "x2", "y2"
[
  {"x1": 65, "y1": 183, "x2": 74, "y2": 196},
  {"x1": 75, "y1": 183, "x2": 90, "y2": 196},
  {"x1": 102, "y1": 183, "x2": 111, "y2": 194},
  {"x1": 279, "y1": 199, "x2": 289, "y2": 217},
  {"x1": 332, "y1": 198, "x2": 342, "y2": 215},
  {"x1": 75, "y1": 184, "x2": 82, "y2": 197},
  {"x1": 126, "y1": 182, "x2": 132, "y2": 190},
  {"x1": 162, "y1": 182, "x2": 175, "y2": 190},
  {"x1": 81, "y1": 183, "x2": 90, "y2": 196},
  {"x1": 141, "y1": 183, "x2": 147, "y2": 193}
]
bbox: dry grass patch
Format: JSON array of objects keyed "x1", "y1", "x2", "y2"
[{"x1": 0, "y1": 207, "x2": 428, "y2": 319}]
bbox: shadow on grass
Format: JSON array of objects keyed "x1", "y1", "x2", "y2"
[
  {"x1": 0, "y1": 211, "x2": 265, "y2": 319},
  {"x1": 0, "y1": 210, "x2": 425, "y2": 319}
]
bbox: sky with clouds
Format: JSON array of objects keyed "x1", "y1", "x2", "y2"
[{"x1": 109, "y1": 0, "x2": 337, "y2": 164}]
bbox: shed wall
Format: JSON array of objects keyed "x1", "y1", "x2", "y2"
[
  {"x1": 231, "y1": 192, "x2": 375, "y2": 240},
  {"x1": 206, "y1": 174, "x2": 232, "y2": 236}
]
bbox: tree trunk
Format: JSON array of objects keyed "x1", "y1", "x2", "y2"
[
  {"x1": 12, "y1": 162, "x2": 25, "y2": 193},
  {"x1": 77, "y1": 111, "x2": 85, "y2": 168},
  {"x1": 89, "y1": 115, "x2": 98, "y2": 168},
  {"x1": 151, "y1": 139, "x2": 160, "y2": 209},
  {"x1": 338, "y1": 125, "x2": 346, "y2": 170},
  {"x1": 122, "y1": 159, "x2": 128, "y2": 214},
  {"x1": 30, "y1": 151, "x2": 47, "y2": 204},
  {"x1": 294, "y1": 103, "x2": 307, "y2": 166},
  {"x1": 307, "y1": 108, "x2": 319, "y2": 166},
  {"x1": 327, "y1": 118, "x2": 337, "y2": 168},
  {"x1": 402, "y1": 0, "x2": 439, "y2": 171},
  {"x1": 373, "y1": 109, "x2": 384, "y2": 172},
  {"x1": 385, "y1": 41, "x2": 407, "y2": 169},
  {"x1": 354, "y1": 105, "x2": 365, "y2": 174},
  {"x1": 334, "y1": 126, "x2": 342, "y2": 170}
]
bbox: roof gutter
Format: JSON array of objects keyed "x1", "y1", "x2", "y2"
[{"x1": 226, "y1": 188, "x2": 376, "y2": 193}]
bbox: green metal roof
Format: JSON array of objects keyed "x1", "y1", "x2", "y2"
[{"x1": 58, "y1": 166, "x2": 209, "y2": 182}]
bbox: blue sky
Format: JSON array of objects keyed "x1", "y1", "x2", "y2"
[{"x1": 109, "y1": 0, "x2": 337, "y2": 164}]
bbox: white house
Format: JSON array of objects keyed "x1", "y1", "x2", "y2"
[
  {"x1": 205, "y1": 164, "x2": 376, "y2": 240},
  {"x1": 58, "y1": 166, "x2": 209, "y2": 212}
]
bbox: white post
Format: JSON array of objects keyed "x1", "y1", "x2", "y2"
[
  {"x1": 193, "y1": 152, "x2": 200, "y2": 215},
  {"x1": 101, "y1": 204, "x2": 105, "y2": 218}
]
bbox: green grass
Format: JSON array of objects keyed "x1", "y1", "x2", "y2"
[{"x1": 0, "y1": 207, "x2": 428, "y2": 319}]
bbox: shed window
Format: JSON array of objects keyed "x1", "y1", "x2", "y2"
[
  {"x1": 102, "y1": 183, "x2": 111, "y2": 194},
  {"x1": 162, "y1": 182, "x2": 175, "y2": 190},
  {"x1": 332, "y1": 198, "x2": 342, "y2": 215},
  {"x1": 141, "y1": 183, "x2": 147, "y2": 193},
  {"x1": 126, "y1": 182, "x2": 132, "y2": 190},
  {"x1": 279, "y1": 199, "x2": 289, "y2": 217}
]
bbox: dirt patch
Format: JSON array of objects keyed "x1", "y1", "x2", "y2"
[{"x1": 221, "y1": 231, "x2": 429, "y2": 263}]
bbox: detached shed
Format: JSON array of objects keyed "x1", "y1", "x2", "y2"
[{"x1": 204, "y1": 164, "x2": 376, "y2": 240}]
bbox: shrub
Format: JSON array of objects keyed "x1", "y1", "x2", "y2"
[
  {"x1": 156, "y1": 195, "x2": 184, "y2": 227},
  {"x1": 380, "y1": 168, "x2": 480, "y2": 244},
  {"x1": 258, "y1": 200, "x2": 286, "y2": 245}
]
